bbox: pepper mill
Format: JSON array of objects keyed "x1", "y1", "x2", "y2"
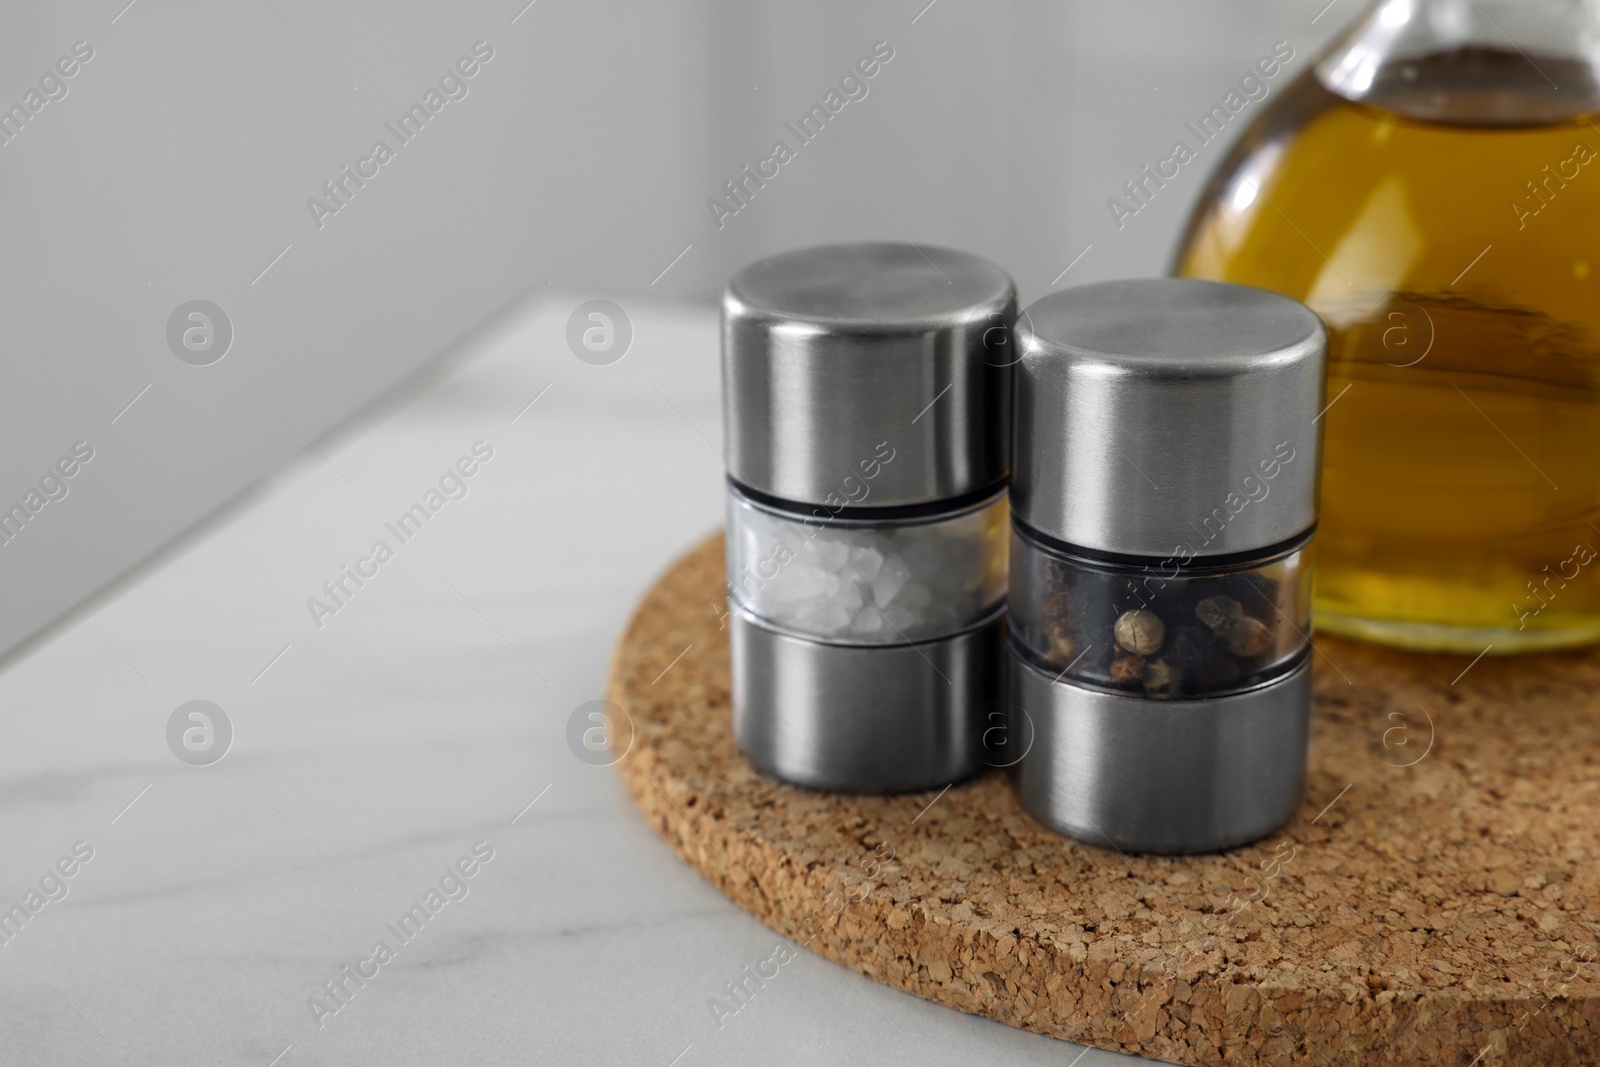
[{"x1": 1008, "y1": 278, "x2": 1327, "y2": 852}]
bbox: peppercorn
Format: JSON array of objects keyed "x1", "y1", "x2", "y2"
[
  {"x1": 1165, "y1": 621, "x2": 1217, "y2": 670},
  {"x1": 1142, "y1": 658, "x2": 1177, "y2": 695},
  {"x1": 1195, "y1": 595, "x2": 1244, "y2": 636},
  {"x1": 1114, "y1": 609, "x2": 1165, "y2": 656},
  {"x1": 1226, "y1": 616, "x2": 1273, "y2": 657},
  {"x1": 1110, "y1": 654, "x2": 1144, "y2": 683}
]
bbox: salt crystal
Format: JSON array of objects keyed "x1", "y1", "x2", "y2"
[
  {"x1": 897, "y1": 582, "x2": 932, "y2": 611},
  {"x1": 851, "y1": 606, "x2": 886, "y2": 636},
  {"x1": 871, "y1": 554, "x2": 911, "y2": 605},
  {"x1": 883, "y1": 605, "x2": 918, "y2": 633},
  {"x1": 809, "y1": 602, "x2": 853, "y2": 635},
  {"x1": 837, "y1": 582, "x2": 864, "y2": 613},
  {"x1": 812, "y1": 538, "x2": 850, "y2": 569},
  {"x1": 844, "y1": 545, "x2": 885, "y2": 583},
  {"x1": 774, "y1": 565, "x2": 828, "y2": 602}
]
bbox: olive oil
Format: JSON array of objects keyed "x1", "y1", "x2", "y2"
[{"x1": 1176, "y1": 52, "x2": 1600, "y2": 651}]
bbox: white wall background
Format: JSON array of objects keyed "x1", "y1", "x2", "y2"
[{"x1": 0, "y1": 0, "x2": 1355, "y2": 660}]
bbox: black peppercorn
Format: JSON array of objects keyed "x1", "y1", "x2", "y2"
[{"x1": 1165, "y1": 621, "x2": 1218, "y2": 671}]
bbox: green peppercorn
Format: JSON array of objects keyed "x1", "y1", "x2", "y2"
[{"x1": 1195, "y1": 595, "x2": 1244, "y2": 636}]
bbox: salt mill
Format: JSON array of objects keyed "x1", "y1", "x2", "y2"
[{"x1": 722, "y1": 243, "x2": 1016, "y2": 792}]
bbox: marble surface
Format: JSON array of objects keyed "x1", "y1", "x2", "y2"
[{"x1": 0, "y1": 294, "x2": 1155, "y2": 1066}]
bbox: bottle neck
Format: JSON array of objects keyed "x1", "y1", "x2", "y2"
[{"x1": 1317, "y1": 0, "x2": 1600, "y2": 124}]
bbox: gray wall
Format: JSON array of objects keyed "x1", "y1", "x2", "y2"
[{"x1": 0, "y1": 0, "x2": 1352, "y2": 661}]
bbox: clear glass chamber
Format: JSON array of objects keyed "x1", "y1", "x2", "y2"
[
  {"x1": 1009, "y1": 522, "x2": 1313, "y2": 698},
  {"x1": 1174, "y1": 0, "x2": 1600, "y2": 651},
  {"x1": 726, "y1": 484, "x2": 1008, "y2": 645}
]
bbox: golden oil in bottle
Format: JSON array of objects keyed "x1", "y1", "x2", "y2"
[{"x1": 1176, "y1": 49, "x2": 1600, "y2": 651}]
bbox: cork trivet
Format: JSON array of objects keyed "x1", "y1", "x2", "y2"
[{"x1": 608, "y1": 535, "x2": 1600, "y2": 1066}]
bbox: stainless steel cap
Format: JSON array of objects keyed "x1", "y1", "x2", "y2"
[
  {"x1": 723, "y1": 243, "x2": 1015, "y2": 509},
  {"x1": 1013, "y1": 279, "x2": 1327, "y2": 558}
]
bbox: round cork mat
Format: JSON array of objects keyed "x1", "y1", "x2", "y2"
[{"x1": 608, "y1": 535, "x2": 1600, "y2": 1066}]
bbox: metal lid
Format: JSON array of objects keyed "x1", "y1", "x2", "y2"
[
  {"x1": 723, "y1": 243, "x2": 1015, "y2": 510},
  {"x1": 1013, "y1": 278, "x2": 1326, "y2": 559}
]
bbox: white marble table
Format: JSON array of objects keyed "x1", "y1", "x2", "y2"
[{"x1": 0, "y1": 294, "x2": 1155, "y2": 1066}]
